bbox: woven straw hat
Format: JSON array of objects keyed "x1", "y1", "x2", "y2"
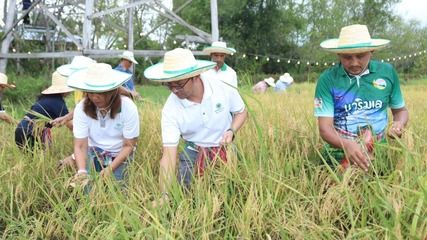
[
  {"x1": 144, "y1": 48, "x2": 216, "y2": 82},
  {"x1": 320, "y1": 24, "x2": 390, "y2": 54},
  {"x1": 57, "y1": 56, "x2": 96, "y2": 77},
  {"x1": 42, "y1": 71, "x2": 74, "y2": 94},
  {"x1": 67, "y1": 63, "x2": 131, "y2": 92},
  {"x1": 264, "y1": 77, "x2": 276, "y2": 87},
  {"x1": 0, "y1": 72, "x2": 15, "y2": 88},
  {"x1": 119, "y1": 50, "x2": 138, "y2": 64},
  {"x1": 203, "y1": 41, "x2": 236, "y2": 55}
]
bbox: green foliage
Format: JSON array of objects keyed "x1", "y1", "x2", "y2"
[
  {"x1": 1, "y1": 81, "x2": 427, "y2": 238},
  {"x1": 3, "y1": 73, "x2": 50, "y2": 104}
]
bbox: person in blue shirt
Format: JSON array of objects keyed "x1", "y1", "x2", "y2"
[
  {"x1": 114, "y1": 51, "x2": 141, "y2": 99},
  {"x1": 274, "y1": 72, "x2": 294, "y2": 92},
  {"x1": 15, "y1": 71, "x2": 73, "y2": 152}
]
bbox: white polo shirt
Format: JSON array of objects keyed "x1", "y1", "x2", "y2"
[
  {"x1": 161, "y1": 77, "x2": 245, "y2": 147},
  {"x1": 201, "y1": 64, "x2": 238, "y2": 88},
  {"x1": 73, "y1": 96, "x2": 139, "y2": 153}
]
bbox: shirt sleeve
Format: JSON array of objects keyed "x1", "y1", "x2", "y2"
[
  {"x1": 389, "y1": 67, "x2": 405, "y2": 109},
  {"x1": 73, "y1": 101, "x2": 89, "y2": 139},
  {"x1": 314, "y1": 72, "x2": 334, "y2": 117},
  {"x1": 122, "y1": 97, "x2": 139, "y2": 139},
  {"x1": 227, "y1": 87, "x2": 245, "y2": 113},
  {"x1": 161, "y1": 99, "x2": 181, "y2": 147}
]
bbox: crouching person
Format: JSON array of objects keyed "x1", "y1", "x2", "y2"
[
  {"x1": 67, "y1": 63, "x2": 139, "y2": 188},
  {"x1": 144, "y1": 48, "x2": 248, "y2": 200}
]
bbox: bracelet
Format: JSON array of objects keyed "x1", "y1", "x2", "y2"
[
  {"x1": 71, "y1": 153, "x2": 75, "y2": 160},
  {"x1": 77, "y1": 169, "x2": 88, "y2": 174}
]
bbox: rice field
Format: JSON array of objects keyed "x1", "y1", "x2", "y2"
[{"x1": 0, "y1": 80, "x2": 426, "y2": 239}]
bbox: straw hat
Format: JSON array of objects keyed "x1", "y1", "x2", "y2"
[
  {"x1": 279, "y1": 73, "x2": 294, "y2": 84},
  {"x1": 264, "y1": 77, "x2": 276, "y2": 87},
  {"x1": 57, "y1": 56, "x2": 96, "y2": 77},
  {"x1": 144, "y1": 48, "x2": 216, "y2": 82},
  {"x1": 68, "y1": 63, "x2": 131, "y2": 92},
  {"x1": 42, "y1": 71, "x2": 74, "y2": 94},
  {"x1": 203, "y1": 41, "x2": 236, "y2": 55},
  {"x1": 320, "y1": 24, "x2": 390, "y2": 54},
  {"x1": 0, "y1": 72, "x2": 15, "y2": 88},
  {"x1": 118, "y1": 50, "x2": 138, "y2": 64}
]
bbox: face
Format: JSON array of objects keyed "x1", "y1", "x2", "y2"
[
  {"x1": 211, "y1": 53, "x2": 226, "y2": 68},
  {"x1": 87, "y1": 90, "x2": 116, "y2": 108},
  {"x1": 338, "y1": 51, "x2": 372, "y2": 75},
  {"x1": 165, "y1": 77, "x2": 194, "y2": 99},
  {"x1": 121, "y1": 59, "x2": 133, "y2": 69}
]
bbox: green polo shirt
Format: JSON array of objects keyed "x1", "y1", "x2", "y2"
[{"x1": 314, "y1": 60, "x2": 405, "y2": 137}]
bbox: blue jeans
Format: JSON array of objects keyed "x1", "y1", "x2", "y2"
[
  {"x1": 86, "y1": 149, "x2": 134, "y2": 182},
  {"x1": 177, "y1": 146, "x2": 198, "y2": 189}
]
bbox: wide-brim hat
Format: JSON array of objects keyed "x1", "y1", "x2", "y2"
[
  {"x1": 144, "y1": 48, "x2": 216, "y2": 83},
  {"x1": 0, "y1": 72, "x2": 15, "y2": 88},
  {"x1": 203, "y1": 41, "x2": 236, "y2": 55},
  {"x1": 264, "y1": 77, "x2": 276, "y2": 87},
  {"x1": 119, "y1": 50, "x2": 138, "y2": 64},
  {"x1": 42, "y1": 71, "x2": 74, "y2": 94},
  {"x1": 279, "y1": 73, "x2": 294, "y2": 84},
  {"x1": 57, "y1": 56, "x2": 96, "y2": 76},
  {"x1": 68, "y1": 63, "x2": 131, "y2": 92},
  {"x1": 320, "y1": 24, "x2": 390, "y2": 54}
]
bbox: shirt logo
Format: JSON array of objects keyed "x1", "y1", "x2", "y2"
[
  {"x1": 373, "y1": 78, "x2": 387, "y2": 90},
  {"x1": 314, "y1": 98, "x2": 323, "y2": 108},
  {"x1": 344, "y1": 98, "x2": 383, "y2": 112},
  {"x1": 215, "y1": 103, "x2": 224, "y2": 113}
]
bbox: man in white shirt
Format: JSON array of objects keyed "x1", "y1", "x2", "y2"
[
  {"x1": 144, "y1": 48, "x2": 248, "y2": 199},
  {"x1": 201, "y1": 41, "x2": 238, "y2": 88}
]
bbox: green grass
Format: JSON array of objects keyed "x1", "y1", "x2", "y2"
[{"x1": 0, "y1": 80, "x2": 426, "y2": 239}]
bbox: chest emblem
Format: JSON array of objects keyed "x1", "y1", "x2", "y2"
[
  {"x1": 372, "y1": 78, "x2": 386, "y2": 90},
  {"x1": 215, "y1": 102, "x2": 224, "y2": 113}
]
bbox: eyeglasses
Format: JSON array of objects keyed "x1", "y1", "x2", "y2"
[{"x1": 164, "y1": 78, "x2": 192, "y2": 91}]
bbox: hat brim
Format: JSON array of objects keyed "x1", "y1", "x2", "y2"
[
  {"x1": 320, "y1": 38, "x2": 390, "y2": 54},
  {"x1": 42, "y1": 86, "x2": 74, "y2": 94},
  {"x1": 144, "y1": 60, "x2": 216, "y2": 82},
  {"x1": 203, "y1": 46, "x2": 236, "y2": 55},
  {"x1": 0, "y1": 83, "x2": 15, "y2": 88},
  {"x1": 68, "y1": 69, "x2": 131, "y2": 93},
  {"x1": 120, "y1": 56, "x2": 139, "y2": 64},
  {"x1": 57, "y1": 64, "x2": 79, "y2": 77}
]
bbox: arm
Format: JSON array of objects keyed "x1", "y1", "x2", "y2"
[
  {"x1": 159, "y1": 146, "x2": 178, "y2": 193},
  {"x1": 101, "y1": 138, "x2": 137, "y2": 176},
  {"x1": 74, "y1": 138, "x2": 88, "y2": 172},
  {"x1": 0, "y1": 112, "x2": 15, "y2": 124},
  {"x1": 220, "y1": 108, "x2": 248, "y2": 145},
  {"x1": 318, "y1": 117, "x2": 370, "y2": 171},
  {"x1": 51, "y1": 110, "x2": 74, "y2": 130},
  {"x1": 388, "y1": 107, "x2": 409, "y2": 138}
]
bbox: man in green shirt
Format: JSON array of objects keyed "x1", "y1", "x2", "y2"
[{"x1": 314, "y1": 24, "x2": 409, "y2": 172}]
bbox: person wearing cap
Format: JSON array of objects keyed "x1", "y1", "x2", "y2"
[
  {"x1": 252, "y1": 77, "x2": 276, "y2": 94},
  {"x1": 115, "y1": 50, "x2": 140, "y2": 99},
  {"x1": 0, "y1": 73, "x2": 16, "y2": 124},
  {"x1": 274, "y1": 73, "x2": 294, "y2": 92},
  {"x1": 201, "y1": 41, "x2": 238, "y2": 88},
  {"x1": 144, "y1": 48, "x2": 248, "y2": 196},
  {"x1": 314, "y1": 24, "x2": 409, "y2": 172},
  {"x1": 15, "y1": 71, "x2": 74, "y2": 151},
  {"x1": 67, "y1": 63, "x2": 139, "y2": 187}
]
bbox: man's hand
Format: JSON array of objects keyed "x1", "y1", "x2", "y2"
[
  {"x1": 388, "y1": 121, "x2": 404, "y2": 139},
  {"x1": 342, "y1": 140, "x2": 370, "y2": 172},
  {"x1": 219, "y1": 129, "x2": 234, "y2": 145}
]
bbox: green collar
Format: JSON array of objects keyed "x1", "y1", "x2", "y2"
[
  {"x1": 338, "y1": 60, "x2": 377, "y2": 76},
  {"x1": 218, "y1": 63, "x2": 228, "y2": 71}
]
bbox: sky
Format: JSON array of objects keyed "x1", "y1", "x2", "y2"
[{"x1": 395, "y1": 0, "x2": 427, "y2": 26}]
